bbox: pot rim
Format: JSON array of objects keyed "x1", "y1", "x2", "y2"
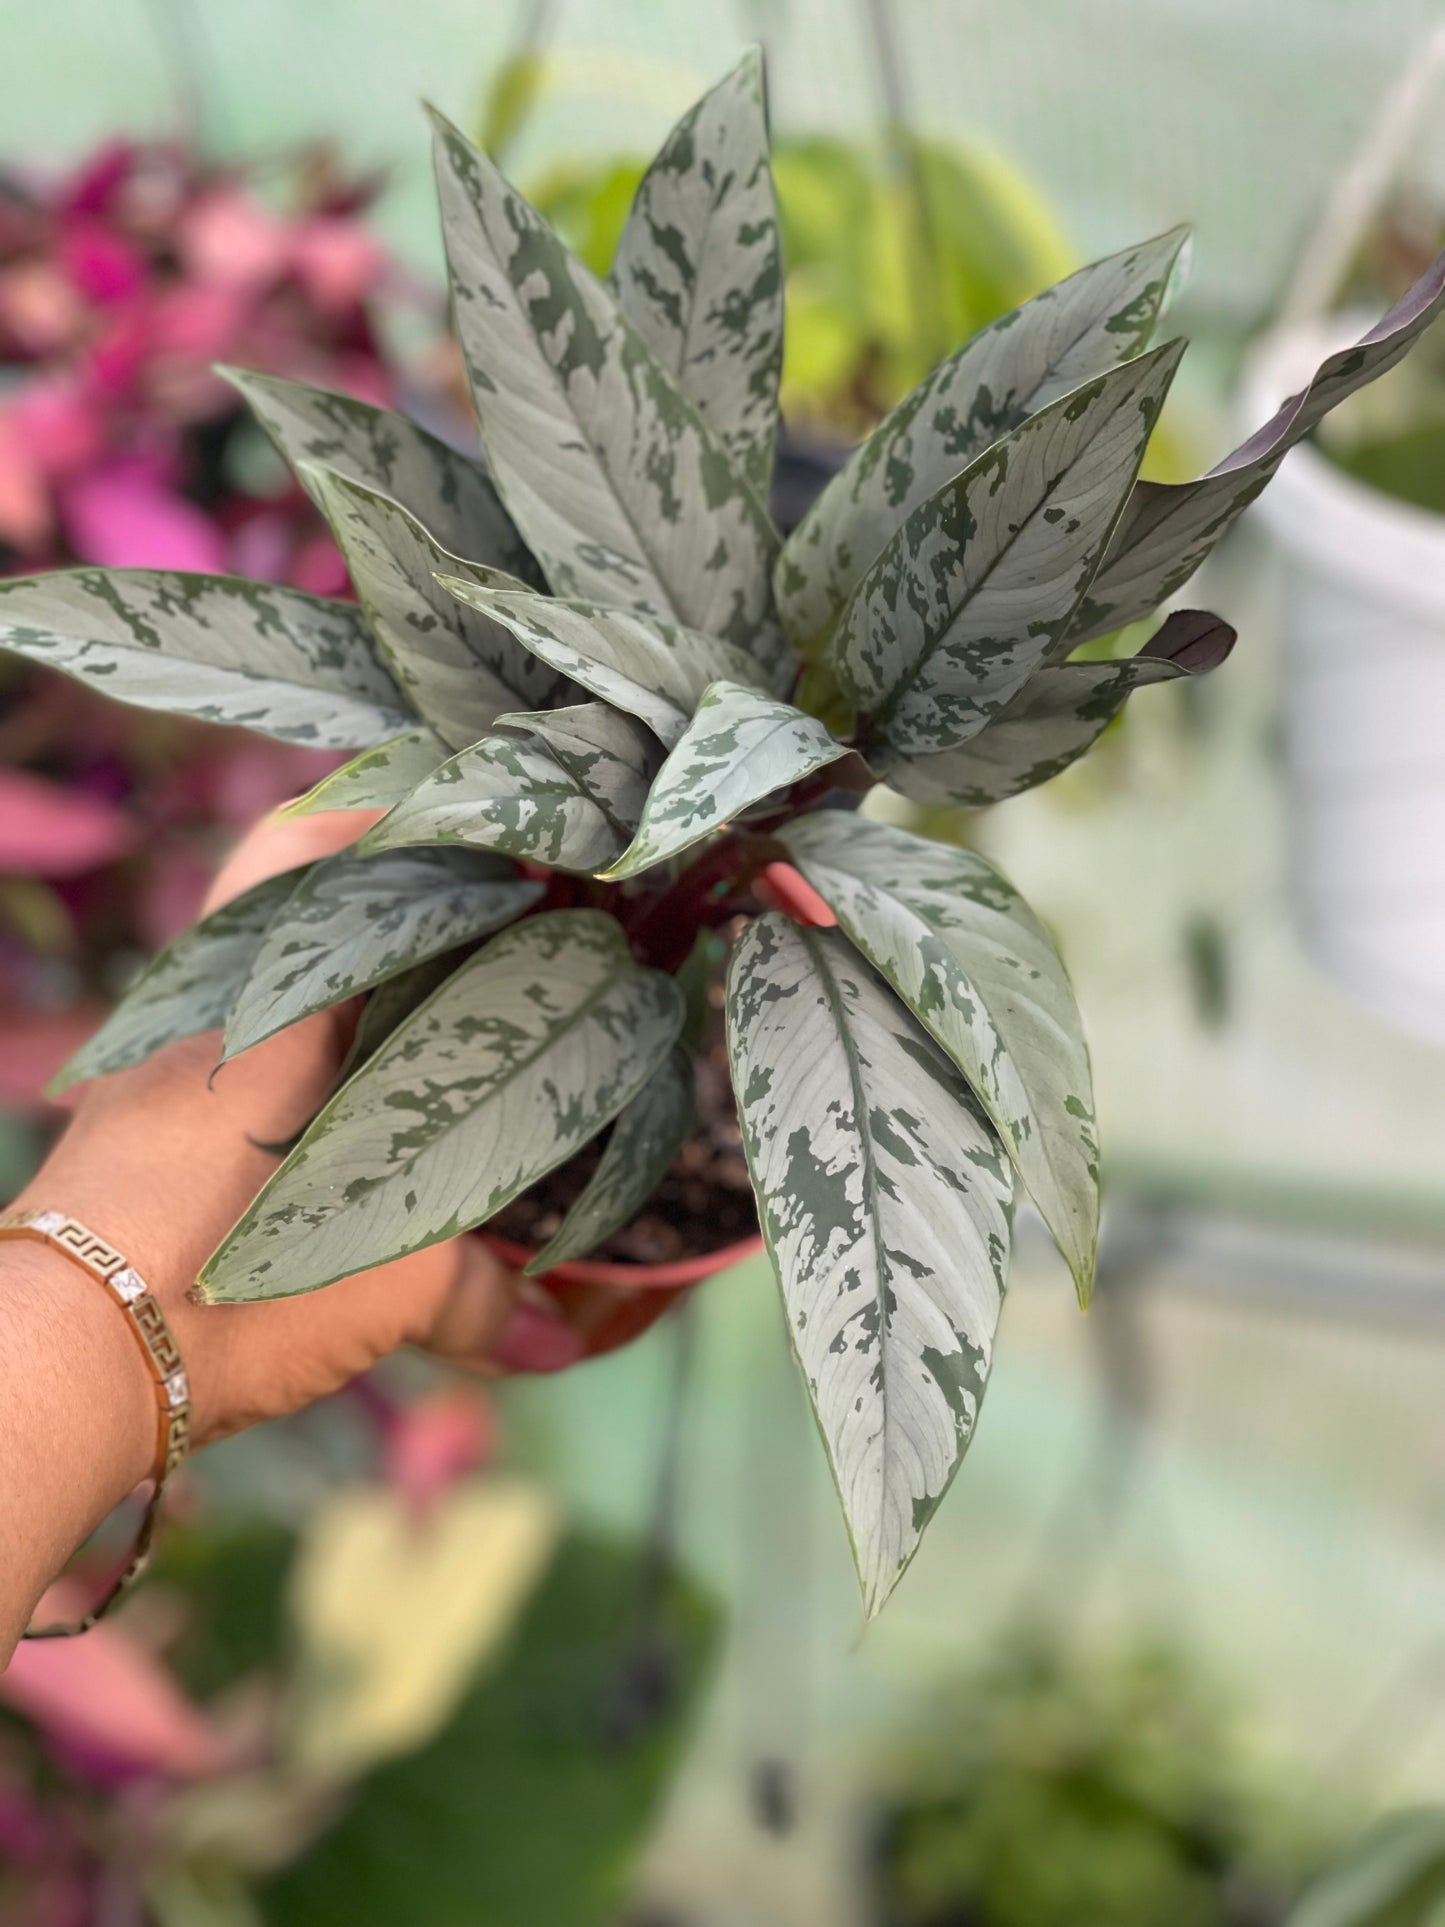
[{"x1": 481, "y1": 1230, "x2": 765, "y2": 1288}]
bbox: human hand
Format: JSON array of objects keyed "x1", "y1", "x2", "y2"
[{"x1": 1, "y1": 809, "x2": 585, "y2": 1655}]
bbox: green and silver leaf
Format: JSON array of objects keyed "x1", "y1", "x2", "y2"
[
  {"x1": 831, "y1": 341, "x2": 1183, "y2": 757},
  {"x1": 778, "y1": 813, "x2": 1097, "y2": 1299},
  {"x1": 881, "y1": 608, "x2": 1236, "y2": 807},
  {"x1": 1068, "y1": 246, "x2": 1445, "y2": 643},
  {"x1": 304, "y1": 465, "x2": 564, "y2": 747},
  {"x1": 199, "y1": 910, "x2": 684, "y2": 1302},
  {"x1": 775, "y1": 227, "x2": 1191, "y2": 648},
  {"x1": 280, "y1": 727, "x2": 451, "y2": 820},
  {"x1": 611, "y1": 45, "x2": 783, "y2": 497},
  {"x1": 219, "y1": 366, "x2": 536, "y2": 577},
  {"x1": 363, "y1": 702, "x2": 663, "y2": 874},
  {"x1": 524, "y1": 1044, "x2": 697, "y2": 1273},
  {"x1": 727, "y1": 914, "x2": 1015, "y2": 1616},
  {"x1": 49, "y1": 870, "x2": 304, "y2": 1096},
  {"x1": 602, "y1": 680, "x2": 847, "y2": 879},
  {"x1": 222, "y1": 847, "x2": 543, "y2": 1061},
  {"x1": 0, "y1": 570, "x2": 410, "y2": 749},
  {"x1": 429, "y1": 107, "x2": 790, "y2": 689},
  {"x1": 438, "y1": 585, "x2": 766, "y2": 748}
]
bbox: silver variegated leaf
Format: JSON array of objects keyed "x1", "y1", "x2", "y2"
[
  {"x1": 0, "y1": 570, "x2": 410, "y2": 749},
  {"x1": 524, "y1": 1044, "x2": 697, "y2": 1273},
  {"x1": 48, "y1": 870, "x2": 303, "y2": 1095},
  {"x1": 280, "y1": 726, "x2": 450, "y2": 820},
  {"x1": 198, "y1": 910, "x2": 685, "y2": 1302},
  {"x1": 881, "y1": 608, "x2": 1237, "y2": 807},
  {"x1": 363, "y1": 702, "x2": 663, "y2": 874},
  {"x1": 437, "y1": 584, "x2": 766, "y2": 749},
  {"x1": 1069, "y1": 245, "x2": 1445, "y2": 643},
  {"x1": 219, "y1": 366, "x2": 535, "y2": 577},
  {"x1": 777, "y1": 812, "x2": 1098, "y2": 1299},
  {"x1": 611, "y1": 45, "x2": 783, "y2": 498},
  {"x1": 775, "y1": 227, "x2": 1191, "y2": 648},
  {"x1": 727, "y1": 914, "x2": 1015, "y2": 1616},
  {"x1": 341, "y1": 952, "x2": 471, "y2": 1085},
  {"x1": 429, "y1": 108, "x2": 791, "y2": 690},
  {"x1": 222, "y1": 847, "x2": 543, "y2": 1061},
  {"x1": 304, "y1": 465, "x2": 564, "y2": 748},
  {"x1": 830, "y1": 342, "x2": 1184, "y2": 757},
  {"x1": 602, "y1": 680, "x2": 847, "y2": 879}
]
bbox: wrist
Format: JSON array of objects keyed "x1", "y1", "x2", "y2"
[{"x1": 0, "y1": 1241, "x2": 156, "y2": 1649}]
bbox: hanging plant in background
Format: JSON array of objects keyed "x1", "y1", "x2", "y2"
[{"x1": 2, "y1": 49, "x2": 1441, "y2": 1614}]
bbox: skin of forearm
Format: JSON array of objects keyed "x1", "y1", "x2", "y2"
[{"x1": 0, "y1": 1243, "x2": 154, "y2": 1662}]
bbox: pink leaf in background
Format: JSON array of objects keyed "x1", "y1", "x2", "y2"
[
  {"x1": 0, "y1": 768, "x2": 134, "y2": 874},
  {"x1": 383, "y1": 1388, "x2": 497, "y2": 1516},
  {"x1": 62, "y1": 463, "x2": 226, "y2": 571},
  {"x1": 0, "y1": 409, "x2": 54, "y2": 549},
  {"x1": 0, "y1": 1007, "x2": 102, "y2": 1108},
  {"x1": 58, "y1": 221, "x2": 146, "y2": 305},
  {"x1": 0, "y1": 1605, "x2": 227, "y2": 1783},
  {"x1": 292, "y1": 217, "x2": 387, "y2": 315}
]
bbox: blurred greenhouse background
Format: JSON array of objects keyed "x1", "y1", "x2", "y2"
[{"x1": 6, "y1": 1, "x2": 1445, "y2": 1922}]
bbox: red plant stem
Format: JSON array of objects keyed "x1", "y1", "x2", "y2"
[{"x1": 626, "y1": 833, "x2": 771, "y2": 972}]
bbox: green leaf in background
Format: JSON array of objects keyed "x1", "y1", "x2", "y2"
[
  {"x1": 727, "y1": 914, "x2": 1015, "y2": 1616},
  {"x1": 0, "y1": 570, "x2": 411, "y2": 748},
  {"x1": 438, "y1": 585, "x2": 767, "y2": 748},
  {"x1": 48, "y1": 870, "x2": 304, "y2": 1095},
  {"x1": 1285, "y1": 1810, "x2": 1445, "y2": 1927},
  {"x1": 525, "y1": 1044, "x2": 697, "y2": 1272},
  {"x1": 363, "y1": 703, "x2": 664, "y2": 874},
  {"x1": 303, "y1": 465, "x2": 565, "y2": 746},
  {"x1": 831, "y1": 342, "x2": 1184, "y2": 757},
  {"x1": 280, "y1": 727, "x2": 450, "y2": 819},
  {"x1": 199, "y1": 911, "x2": 684, "y2": 1301},
  {"x1": 775, "y1": 226, "x2": 1190, "y2": 648},
  {"x1": 262, "y1": 1534, "x2": 719, "y2": 1927},
  {"x1": 880, "y1": 608, "x2": 1237, "y2": 808},
  {"x1": 222, "y1": 848, "x2": 543, "y2": 1061},
  {"x1": 602, "y1": 680, "x2": 847, "y2": 879},
  {"x1": 428, "y1": 107, "x2": 790, "y2": 688},
  {"x1": 611, "y1": 45, "x2": 783, "y2": 498},
  {"x1": 778, "y1": 812, "x2": 1098, "y2": 1300},
  {"x1": 219, "y1": 367, "x2": 536, "y2": 578},
  {"x1": 1069, "y1": 246, "x2": 1445, "y2": 643}
]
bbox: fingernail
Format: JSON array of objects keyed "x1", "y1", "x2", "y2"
[{"x1": 492, "y1": 1292, "x2": 587, "y2": 1373}]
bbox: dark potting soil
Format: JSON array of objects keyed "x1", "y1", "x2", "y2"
[{"x1": 488, "y1": 1020, "x2": 758, "y2": 1267}]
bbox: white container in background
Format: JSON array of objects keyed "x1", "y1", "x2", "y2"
[{"x1": 1245, "y1": 319, "x2": 1445, "y2": 1045}]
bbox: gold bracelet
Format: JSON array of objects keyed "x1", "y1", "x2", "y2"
[{"x1": 0, "y1": 1208, "x2": 192, "y2": 1638}]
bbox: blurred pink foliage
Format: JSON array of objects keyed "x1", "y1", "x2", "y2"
[{"x1": 0, "y1": 138, "x2": 443, "y2": 1108}]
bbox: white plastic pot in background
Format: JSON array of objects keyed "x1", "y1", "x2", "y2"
[{"x1": 1245, "y1": 320, "x2": 1445, "y2": 1045}]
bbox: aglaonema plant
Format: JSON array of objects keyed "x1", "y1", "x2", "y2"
[{"x1": 2, "y1": 49, "x2": 1441, "y2": 1617}]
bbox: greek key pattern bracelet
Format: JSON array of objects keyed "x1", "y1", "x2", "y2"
[{"x1": 0, "y1": 1208, "x2": 191, "y2": 1638}]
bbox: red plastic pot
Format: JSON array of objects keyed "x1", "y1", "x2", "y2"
[{"x1": 482, "y1": 1231, "x2": 765, "y2": 1365}]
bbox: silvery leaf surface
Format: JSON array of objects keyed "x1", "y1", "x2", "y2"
[
  {"x1": 777, "y1": 812, "x2": 1097, "y2": 1299},
  {"x1": 280, "y1": 727, "x2": 451, "y2": 820},
  {"x1": 1068, "y1": 246, "x2": 1445, "y2": 642},
  {"x1": 199, "y1": 910, "x2": 685, "y2": 1302},
  {"x1": 304, "y1": 465, "x2": 565, "y2": 747},
  {"x1": 602, "y1": 680, "x2": 848, "y2": 879},
  {"x1": 775, "y1": 228, "x2": 1191, "y2": 648},
  {"x1": 363, "y1": 702, "x2": 663, "y2": 874},
  {"x1": 524, "y1": 1044, "x2": 697, "y2": 1273},
  {"x1": 830, "y1": 342, "x2": 1183, "y2": 757},
  {"x1": 222, "y1": 847, "x2": 543, "y2": 1061},
  {"x1": 611, "y1": 46, "x2": 783, "y2": 497},
  {"x1": 429, "y1": 107, "x2": 790, "y2": 690},
  {"x1": 438, "y1": 584, "x2": 767, "y2": 748},
  {"x1": 727, "y1": 914, "x2": 1015, "y2": 1616},
  {"x1": 0, "y1": 570, "x2": 410, "y2": 748},
  {"x1": 219, "y1": 366, "x2": 536, "y2": 577},
  {"x1": 49, "y1": 870, "x2": 303, "y2": 1095},
  {"x1": 881, "y1": 608, "x2": 1237, "y2": 807},
  {"x1": 342, "y1": 952, "x2": 472, "y2": 1084}
]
